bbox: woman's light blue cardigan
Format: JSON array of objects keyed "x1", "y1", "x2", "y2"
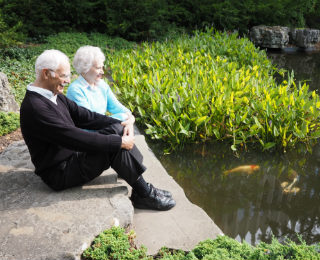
[{"x1": 66, "y1": 76, "x2": 130, "y2": 121}]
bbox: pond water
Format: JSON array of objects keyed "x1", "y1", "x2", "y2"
[
  {"x1": 147, "y1": 50, "x2": 320, "y2": 246},
  {"x1": 268, "y1": 49, "x2": 320, "y2": 91}
]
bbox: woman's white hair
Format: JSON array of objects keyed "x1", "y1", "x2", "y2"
[
  {"x1": 35, "y1": 49, "x2": 69, "y2": 78},
  {"x1": 73, "y1": 46, "x2": 105, "y2": 75}
]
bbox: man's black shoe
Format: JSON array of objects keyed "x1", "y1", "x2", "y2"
[
  {"x1": 131, "y1": 186, "x2": 176, "y2": 211},
  {"x1": 147, "y1": 183, "x2": 172, "y2": 198}
]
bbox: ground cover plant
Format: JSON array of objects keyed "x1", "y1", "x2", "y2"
[
  {"x1": 82, "y1": 226, "x2": 320, "y2": 260},
  {"x1": 0, "y1": 112, "x2": 20, "y2": 136},
  {"x1": 108, "y1": 30, "x2": 320, "y2": 152}
]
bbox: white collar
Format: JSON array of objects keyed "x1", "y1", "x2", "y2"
[
  {"x1": 27, "y1": 84, "x2": 57, "y2": 105},
  {"x1": 78, "y1": 75, "x2": 100, "y2": 90}
]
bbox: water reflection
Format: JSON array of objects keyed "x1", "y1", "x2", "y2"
[
  {"x1": 149, "y1": 141, "x2": 320, "y2": 245},
  {"x1": 267, "y1": 50, "x2": 320, "y2": 91}
]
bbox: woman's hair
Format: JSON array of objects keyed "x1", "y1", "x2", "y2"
[
  {"x1": 73, "y1": 46, "x2": 105, "y2": 75},
  {"x1": 35, "y1": 49, "x2": 69, "y2": 78}
]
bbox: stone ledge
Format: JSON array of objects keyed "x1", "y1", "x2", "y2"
[
  {"x1": 0, "y1": 166, "x2": 133, "y2": 260},
  {"x1": 0, "y1": 134, "x2": 223, "y2": 259}
]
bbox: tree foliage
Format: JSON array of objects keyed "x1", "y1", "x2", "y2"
[
  {"x1": 0, "y1": 10, "x2": 24, "y2": 47},
  {"x1": 0, "y1": 0, "x2": 319, "y2": 42}
]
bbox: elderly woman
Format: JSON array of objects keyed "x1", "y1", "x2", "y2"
[{"x1": 67, "y1": 46, "x2": 134, "y2": 136}]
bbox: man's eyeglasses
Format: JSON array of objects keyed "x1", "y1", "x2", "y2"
[{"x1": 48, "y1": 69, "x2": 71, "y2": 80}]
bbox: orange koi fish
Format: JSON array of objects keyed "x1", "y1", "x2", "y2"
[{"x1": 224, "y1": 165, "x2": 260, "y2": 176}]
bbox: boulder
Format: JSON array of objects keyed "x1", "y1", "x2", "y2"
[
  {"x1": 250, "y1": 25, "x2": 290, "y2": 49},
  {"x1": 0, "y1": 72, "x2": 19, "y2": 112},
  {"x1": 290, "y1": 28, "x2": 320, "y2": 48}
]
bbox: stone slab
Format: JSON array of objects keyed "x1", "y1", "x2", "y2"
[
  {"x1": 0, "y1": 133, "x2": 223, "y2": 259},
  {"x1": 0, "y1": 140, "x2": 34, "y2": 169},
  {"x1": 0, "y1": 166, "x2": 132, "y2": 260},
  {"x1": 130, "y1": 135, "x2": 223, "y2": 255}
]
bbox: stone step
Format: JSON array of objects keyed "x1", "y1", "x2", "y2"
[{"x1": 0, "y1": 163, "x2": 133, "y2": 260}]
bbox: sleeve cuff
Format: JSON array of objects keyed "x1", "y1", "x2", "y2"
[{"x1": 104, "y1": 134, "x2": 122, "y2": 152}]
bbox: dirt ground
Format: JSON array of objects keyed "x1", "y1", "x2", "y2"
[{"x1": 0, "y1": 128, "x2": 23, "y2": 153}]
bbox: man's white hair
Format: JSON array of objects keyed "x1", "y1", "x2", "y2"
[
  {"x1": 73, "y1": 46, "x2": 105, "y2": 75},
  {"x1": 35, "y1": 49, "x2": 69, "y2": 78}
]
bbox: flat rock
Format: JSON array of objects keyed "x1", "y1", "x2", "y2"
[
  {"x1": 130, "y1": 135, "x2": 223, "y2": 255},
  {"x1": 0, "y1": 134, "x2": 223, "y2": 259},
  {"x1": 0, "y1": 140, "x2": 34, "y2": 169},
  {"x1": 0, "y1": 149, "x2": 133, "y2": 260}
]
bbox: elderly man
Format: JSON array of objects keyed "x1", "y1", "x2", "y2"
[{"x1": 20, "y1": 49, "x2": 175, "y2": 211}]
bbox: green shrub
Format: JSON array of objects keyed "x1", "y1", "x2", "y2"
[
  {"x1": 193, "y1": 236, "x2": 253, "y2": 260},
  {"x1": 108, "y1": 30, "x2": 320, "y2": 152},
  {"x1": 82, "y1": 227, "x2": 320, "y2": 260},
  {"x1": 82, "y1": 227, "x2": 150, "y2": 260},
  {"x1": 0, "y1": 11, "x2": 25, "y2": 48},
  {"x1": 0, "y1": 112, "x2": 20, "y2": 136},
  {"x1": 0, "y1": 58, "x2": 35, "y2": 104},
  {"x1": 1, "y1": 0, "x2": 319, "y2": 41},
  {"x1": 2, "y1": 31, "x2": 320, "y2": 152},
  {"x1": 0, "y1": 32, "x2": 135, "y2": 105},
  {"x1": 104, "y1": 0, "x2": 169, "y2": 41}
]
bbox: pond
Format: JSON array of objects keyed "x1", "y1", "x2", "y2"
[
  {"x1": 146, "y1": 50, "x2": 320, "y2": 246},
  {"x1": 268, "y1": 49, "x2": 320, "y2": 91}
]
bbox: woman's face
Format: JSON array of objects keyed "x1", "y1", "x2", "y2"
[{"x1": 83, "y1": 60, "x2": 104, "y2": 85}]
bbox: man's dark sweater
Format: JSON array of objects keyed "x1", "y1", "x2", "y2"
[{"x1": 20, "y1": 90, "x2": 122, "y2": 176}]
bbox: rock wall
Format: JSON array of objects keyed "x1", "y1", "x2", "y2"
[
  {"x1": 250, "y1": 25, "x2": 320, "y2": 49},
  {"x1": 290, "y1": 28, "x2": 320, "y2": 48},
  {"x1": 250, "y1": 26, "x2": 290, "y2": 48}
]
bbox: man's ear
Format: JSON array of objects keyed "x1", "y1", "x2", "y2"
[{"x1": 43, "y1": 69, "x2": 51, "y2": 79}]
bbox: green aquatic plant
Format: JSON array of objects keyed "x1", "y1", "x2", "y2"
[
  {"x1": 107, "y1": 30, "x2": 320, "y2": 152},
  {"x1": 1, "y1": 31, "x2": 320, "y2": 150}
]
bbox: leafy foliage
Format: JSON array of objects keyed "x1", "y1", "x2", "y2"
[
  {"x1": 0, "y1": 10, "x2": 25, "y2": 47},
  {"x1": 82, "y1": 227, "x2": 320, "y2": 260},
  {"x1": 0, "y1": 33, "x2": 135, "y2": 105},
  {"x1": 104, "y1": 0, "x2": 169, "y2": 41},
  {"x1": 1, "y1": 31, "x2": 320, "y2": 150},
  {"x1": 108, "y1": 30, "x2": 320, "y2": 151},
  {"x1": 82, "y1": 227, "x2": 150, "y2": 260},
  {"x1": 0, "y1": 0, "x2": 319, "y2": 41},
  {"x1": 0, "y1": 112, "x2": 20, "y2": 136}
]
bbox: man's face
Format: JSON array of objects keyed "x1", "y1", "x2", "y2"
[{"x1": 47, "y1": 62, "x2": 71, "y2": 95}]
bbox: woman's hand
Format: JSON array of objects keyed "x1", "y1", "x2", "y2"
[
  {"x1": 121, "y1": 135, "x2": 135, "y2": 150},
  {"x1": 121, "y1": 113, "x2": 135, "y2": 136}
]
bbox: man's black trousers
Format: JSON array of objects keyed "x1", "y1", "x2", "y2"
[{"x1": 41, "y1": 123, "x2": 146, "y2": 191}]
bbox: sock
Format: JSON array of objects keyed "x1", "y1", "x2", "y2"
[{"x1": 132, "y1": 176, "x2": 150, "y2": 198}]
